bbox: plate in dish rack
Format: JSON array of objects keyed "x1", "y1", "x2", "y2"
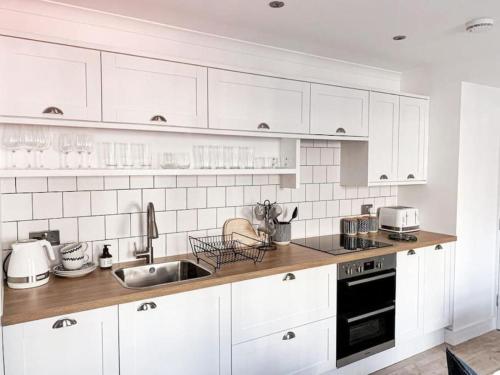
[{"x1": 52, "y1": 262, "x2": 97, "y2": 278}]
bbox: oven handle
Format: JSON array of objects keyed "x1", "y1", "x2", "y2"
[
  {"x1": 347, "y1": 305, "x2": 395, "y2": 323},
  {"x1": 346, "y1": 271, "x2": 396, "y2": 287}
]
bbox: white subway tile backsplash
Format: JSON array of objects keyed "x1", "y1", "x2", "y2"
[
  {"x1": 243, "y1": 186, "x2": 260, "y2": 205},
  {"x1": 369, "y1": 186, "x2": 381, "y2": 197},
  {"x1": 2, "y1": 194, "x2": 32, "y2": 222},
  {"x1": 327, "y1": 166, "x2": 340, "y2": 183},
  {"x1": 268, "y1": 175, "x2": 280, "y2": 185},
  {"x1": 386, "y1": 196, "x2": 398, "y2": 206},
  {"x1": 291, "y1": 185, "x2": 305, "y2": 202},
  {"x1": 153, "y1": 235, "x2": 167, "y2": 258},
  {"x1": 314, "y1": 140, "x2": 328, "y2": 148},
  {"x1": 261, "y1": 185, "x2": 277, "y2": 203},
  {"x1": 298, "y1": 202, "x2": 313, "y2": 220},
  {"x1": 339, "y1": 200, "x2": 352, "y2": 216},
  {"x1": 16, "y1": 177, "x2": 47, "y2": 193},
  {"x1": 319, "y1": 183, "x2": 333, "y2": 201},
  {"x1": 130, "y1": 176, "x2": 153, "y2": 189},
  {"x1": 312, "y1": 201, "x2": 327, "y2": 219},
  {"x1": 105, "y1": 176, "x2": 129, "y2": 190},
  {"x1": 305, "y1": 184, "x2": 319, "y2": 201},
  {"x1": 187, "y1": 188, "x2": 207, "y2": 209},
  {"x1": 351, "y1": 199, "x2": 364, "y2": 215},
  {"x1": 48, "y1": 177, "x2": 76, "y2": 192},
  {"x1": 374, "y1": 197, "x2": 386, "y2": 209},
  {"x1": 319, "y1": 218, "x2": 333, "y2": 235},
  {"x1": 1, "y1": 222, "x2": 17, "y2": 249},
  {"x1": 166, "y1": 232, "x2": 188, "y2": 256},
  {"x1": 357, "y1": 186, "x2": 370, "y2": 198},
  {"x1": 226, "y1": 186, "x2": 243, "y2": 207},
  {"x1": 345, "y1": 186, "x2": 358, "y2": 199},
  {"x1": 327, "y1": 200, "x2": 340, "y2": 217},
  {"x1": 300, "y1": 148, "x2": 307, "y2": 165},
  {"x1": 197, "y1": 175, "x2": 217, "y2": 187},
  {"x1": 300, "y1": 166, "x2": 313, "y2": 183},
  {"x1": 77, "y1": 176, "x2": 104, "y2": 191},
  {"x1": 177, "y1": 210, "x2": 198, "y2": 232},
  {"x1": 320, "y1": 148, "x2": 334, "y2": 165},
  {"x1": 106, "y1": 214, "x2": 131, "y2": 239},
  {"x1": 118, "y1": 236, "x2": 143, "y2": 262},
  {"x1": 177, "y1": 176, "x2": 197, "y2": 187},
  {"x1": 130, "y1": 212, "x2": 146, "y2": 237},
  {"x1": 78, "y1": 216, "x2": 105, "y2": 242},
  {"x1": 207, "y1": 187, "x2": 225, "y2": 208},
  {"x1": 142, "y1": 189, "x2": 165, "y2": 211},
  {"x1": 91, "y1": 190, "x2": 117, "y2": 215},
  {"x1": 117, "y1": 189, "x2": 142, "y2": 213},
  {"x1": 18, "y1": 219, "x2": 48, "y2": 240},
  {"x1": 156, "y1": 211, "x2": 177, "y2": 234},
  {"x1": 252, "y1": 175, "x2": 268, "y2": 185},
  {"x1": 380, "y1": 185, "x2": 391, "y2": 197},
  {"x1": 333, "y1": 148, "x2": 341, "y2": 165},
  {"x1": 217, "y1": 207, "x2": 235, "y2": 228},
  {"x1": 390, "y1": 185, "x2": 398, "y2": 196},
  {"x1": 277, "y1": 187, "x2": 292, "y2": 203},
  {"x1": 291, "y1": 220, "x2": 305, "y2": 239},
  {"x1": 165, "y1": 188, "x2": 187, "y2": 210},
  {"x1": 306, "y1": 148, "x2": 321, "y2": 165},
  {"x1": 0, "y1": 178, "x2": 16, "y2": 193},
  {"x1": 64, "y1": 191, "x2": 91, "y2": 217},
  {"x1": 333, "y1": 183, "x2": 346, "y2": 200},
  {"x1": 328, "y1": 140, "x2": 341, "y2": 148},
  {"x1": 312, "y1": 166, "x2": 327, "y2": 183},
  {"x1": 154, "y1": 175, "x2": 176, "y2": 188},
  {"x1": 217, "y1": 175, "x2": 235, "y2": 187},
  {"x1": 50, "y1": 217, "x2": 78, "y2": 243},
  {"x1": 306, "y1": 219, "x2": 320, "y2": 237},
  {"x1": 235, "y1": 206, "x2": 253, "y2": 222},
  {"x1": 235, "y1": 175, "x2": 252, "y2": 186},
  {"x1": 198, "y1": 208, "x2": 217, "y2": 230},
  {"x1": 33, "y1": 192, "x2": 62, "y2": 219}
]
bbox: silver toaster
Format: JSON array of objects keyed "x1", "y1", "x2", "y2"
[{"x1": 379, "y1": 206, "x2": 420, "y2": 233}]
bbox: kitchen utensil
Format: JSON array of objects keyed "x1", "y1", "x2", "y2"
[
  {"x1": 269, "y1": 204, "x2": 282, "y2": 220},
  {"x1": 53, "y1": 262, "x2": 97, "y2": 278},
  {"x1": 288, "y1": 207, "x2": 298, "y2": 223},
  {"x1": 222, "y1": 218, "x2": 261, "y2": 245},
  {"x1": 273, "y1": 222, "x2": 291, "y2": 245},
  {"x1": 7, "y1": 239, "x2": 56, "y2": 289},
  {"x1": 254, "y1": 201, "x2": 268, "y2": 220}
]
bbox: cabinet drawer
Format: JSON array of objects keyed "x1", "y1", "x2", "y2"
[
  {"x1": 208, "y1": 69, "x2": 310, "y2": 134},
  {"x1": 0, "y1": 36, "x2": 101, "y2": 121},
  {"x1": 4, "y1": 306, "x2": 119, "y2": 375},
  {"x1": 102, "y1": 52, "x2": 208, "y2": 127},
  {"x1": 232, "y1": 265, "x2": 336, "y2": 343},
  {"x1": 233, "y1": 318, "x2": 336, "y2": 375}
]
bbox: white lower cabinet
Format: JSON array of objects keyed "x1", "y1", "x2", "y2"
[
  {"x1": 232, "y1": 265, "x2": 337, "y2": 343},
  {"x1": 233, "y1": 318, "x2": 336, "y2": 375},
  {"x1": 119, "y1": 284, "x2": 231, "y2": 375},
  {"x1": 3, "y1": 306, "x2": 119, "y2": 375}
]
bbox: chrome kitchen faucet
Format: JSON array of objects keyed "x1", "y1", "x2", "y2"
[{"x1": 135, "y1": 202, "x2": 159, "y2": 264}]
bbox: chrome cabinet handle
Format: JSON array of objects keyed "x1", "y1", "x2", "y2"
[
  {"x1": 435, "y1": 244, "x2": 443, "y2": 251},
  {"x1": 282, "y1": 331, "x2": 296, "y2": 340},
  {"x1": 407, "y1": 174, "x2": 415, "y2": 179},
  {"x1": 407, "y1": 249, "x2": 416, "y2": 255},
  {"x1": 283, "y1": 273, "x2": 296, "y2": 281},
  {"x1": 257, "y1": 122, "x2": 270, "y2": 130},
  {"x1": 52, "y1": 318, "x2": 77, "y2": 329},
  {"x1": 137, "y1": 302, "x2": 157, "y2": 312},
  {"x1": 43, "y1": 106, "x2": 64, "y2": 115},
  {"x1": 150, "y1": 115, "x2": 167, "y2": 122},
  {"x1": 336, "y1": 127, "x2": 346, "y2": 134},
  {"x1": 380, "y1": 174, "x2": 389, "y2": 180}
]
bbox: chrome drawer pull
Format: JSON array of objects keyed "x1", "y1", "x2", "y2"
[
  {"x1": 435, "y1": 244, "x2": 443, "y2": 251},
  {"x1": 137, "y1": 302, "x2": 157, "y2": 312},
  {"x1": 407, "y1": 174, "x2": 415, "y2": 179},
  {"x1": 380, "y1": 174, "x2": 389, "y2": 180},
  {"x1": 346, "y1": 271, "x2": 396, "y2": 287},
  {"x1": 407, "y1": 249, "x2": 416, "y2": 255},
  {"x1": 336, "y1": 127, "x2": 346, "y2": 134},
  {"x1": 257, "y1": 122, "x2": 270, "y2": 130},
  {"x1": 282, "y1": 331, "x2": 296, "y2": 340},
  {"x1": 150, "y1": 115, "x2": 167, "y2": 122},
  {"x1": 347, "y1": 305, "x2": 395, "y2": 323},
  {"x1": 52, "y1": 318, "x2": 77, "y2": 329},
  {"x1": 43, "y1": 106, "x2": 64, "y2": 115},
  {"x1": 283, "y1": 273, "x2": 296, "y2": 281}
]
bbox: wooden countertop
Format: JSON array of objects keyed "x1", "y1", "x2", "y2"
[{"x1": 2, "y1": 230, "x2": 456, "y2": 326}]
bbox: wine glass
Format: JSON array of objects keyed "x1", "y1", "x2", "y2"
[
  {"x1": 59, "y1": 134, "x2": 74, "y2": 169},
  {"x1": 84, "y1": 135, "x2": 94, "y2": 168},
  {"x1": 75, "y1": 135, "x2": 87, "y2": 169},
  {"x1": 35, "y1": 127, "x2": 51, "y2": 169},
  {"x1": 2, "y1": 126, "x2": 22, "y2": 169},
  {"x1": 22, "y1": 126, "x2": 37, "y2": 169}
]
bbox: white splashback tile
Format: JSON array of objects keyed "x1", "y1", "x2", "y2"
[
  {"x1": 177, "y1": 210, "x2": 198, "y2": 232},
  {"x1": 78, "y1": 216, "x2": 105, "y2": 242},
  {"x1": 105, "y1": 176, "x2": 129, "y2": 190},
  {"x1": 117, "y1": 189, "x2": 142, "y2": 214},
  {"x1": 105, "y1": 214, "x2": 131, "y2": 239},
  {"x1": 156, "y1": 211, "x2": 177, "y2": 234},
  {"x1": 226, "y1": 186, "x2": 243, "y2": 207},
  {"x1": 64, "y1": 191, "x2": 91, "y2": 217},
  {"x1": 187, "y1": 188, "x2": 207, "y2": 209},
  {"x1": 48, "y1": 177, "x2": 76, "y2": 192},
  {"x1": 207, "y1": 187, "x2": 225, "y2": 208},
  {"x1": 0, "y1": 178, "x2": 16, "y2": 194},
  {"x1": 1, "y1": 193, "x2": 32, "y2": 222},
  {"x1": 142, "y1": 189, "x2": 165, "y2": 211},
  {"x1": 33, "y1": 192, "x2": 62, "y2": 219},
  {"x1": 1, "y1": 222, "x2": 17, "y2": 250},
  {"x1": 50, "y1": 217, "x2": 78, "y2": 243},
  {"x1": 130, "y1": 176, "x2": 154, "y2": 189},
  {"x1": 18, "y1": 219, "x2": 48, "y2": 240},
  {"x1": 77, "y1": 176, "x2": 104, "y2": 191},
  {"x1": 91, "y1": 190, "x2": 117, "y2": 215},
  {"x1": 16, "y1": 177, "x2": 47, "y2": 193},
  {"x1": 165, "y1": 188, "x2": 187, "y2": 210}
]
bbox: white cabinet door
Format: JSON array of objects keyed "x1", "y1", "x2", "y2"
[
  {"x1": 119, "y1": 285, "x2": 231, "y2": 375},
  {"x1": 102, "y1": 52, "x2": 207, "y2": 127},
  {"x1": 0, "y1": 36, "x2": 101, "y2": 121},
  {"x1": 232, "y1": 265, "x2": 336, "y2": 343},
  {"x1": 423, "y1": 243, "x2": 452, "y2": 333},
  {"x1": 3, "y1": 306, "x2": 118, "y2": 375},
  {"x1": 396, "y1": 249, "x2": 425, "y2": 343},
  {"x1": 397, "y1": 97, "x2": 429, "y2": 182},
  {"x1": 233, "y1": 318, "x2": 336, "y2": 375},
  {"x1": 208, "y1": 69, "x2": 310, "y2": 134},
  {"x1": 310, "y1": 84, "x2": 369, "y2": 136},
  {"x1": 368, "y1": 92, "x2": 399, "y2": 183}
]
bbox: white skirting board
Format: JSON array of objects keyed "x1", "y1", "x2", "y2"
[{"x1": 444, "y1": 318, "x2": 497, "y2": 346}]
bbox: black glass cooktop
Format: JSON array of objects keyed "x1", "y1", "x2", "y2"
[{"x1": 292, "y1": 234, "x2": 393, "y2": 255}]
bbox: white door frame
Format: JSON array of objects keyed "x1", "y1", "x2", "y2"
[{"x1": 497, "y1": 140, "x2": 500, "y2": 329}]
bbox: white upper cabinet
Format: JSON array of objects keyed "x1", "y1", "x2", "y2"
[
  {"x1": 3, "y1": 306, "x2": 119, "y2": 375},
  {"x1": 119, "y1": 285, "x2": 231, "y2": 375},
  {"x1": 368, "y1": 92, "x2": 399, "y2": 183},
  {"x1": 397, "y1": 96, "x2": 429, "y2": 182},
  {"x1": 208, "y1": 69, "x2": 310, "y2": 134},
  {"x1": 102, "y1": 53, "x2": 208, "y2": 127},
  {"x1": 310, "y1": 84, "x2": 369, "y2": 137},
  {"x1": 0, "y1": 37, "x2": 101, "y2": 121}
]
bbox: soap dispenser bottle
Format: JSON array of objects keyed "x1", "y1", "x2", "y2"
[{"x1": 99, "y1": 244, "x2": 113, "y2": 269}]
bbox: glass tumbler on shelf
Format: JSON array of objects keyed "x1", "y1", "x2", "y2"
[
  {"x1": 2, "y1": 126, "x2": 23, "y2": 169},
  {"x1": 202, "y1": 145, "x2": 211, "y2": 169},
  {"x1": 223, "y1": 146, "x2": 232, "y2": 169},
  {"x1": 238, "y1": 147, "x2": 248, "y2": 169},
  {"x1": 176, "y1": 153, "x2": 191, "y2": 169},
  {"x1": 231, "y1": 146, "x2": 239, "y2": 169},
  {"x1": 161, "y1": 152, "x2": 175, "y2": 169},
  {"x1": 102, "y1": 142, "x2": 117, "y2": 168},
  {"x1": 193, "y1": 145, "x2": 202, "y2": 169},
  {"x1": 117, "y1": 143, "x2": 133, "y2": 168},
  {"x1": 209, "y1": 146, "x2": 218, "y2": 169}
]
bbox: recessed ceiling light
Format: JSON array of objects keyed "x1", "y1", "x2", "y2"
[
  {"x1": 393, "y1": 35, "x2": 407, "y2": 41},
  {"x1": 465, "y1": 18, "x2": 494, "y2": 33},
  {"x1": 269, "y1": 1, "x2": 285, "y2": 8}
]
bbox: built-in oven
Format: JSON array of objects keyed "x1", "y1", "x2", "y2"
[{"x1": 336, "y1": 254, "x2": 396, "y2": 367}]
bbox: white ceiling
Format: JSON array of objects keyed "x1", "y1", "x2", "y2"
[{"x1": 50, "y1": 0, "x2": 500, "y2": 71}]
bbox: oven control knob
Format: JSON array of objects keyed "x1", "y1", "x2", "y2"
[
  {"x1": 376, "y1": 261, "x2": 383, "y2": 269},
  {"x1": 356, "y1": 266, "x2": 362, "y2": 273}
]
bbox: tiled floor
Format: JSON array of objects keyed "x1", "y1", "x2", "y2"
[{"x1": 372, "y1": 330, "x2": 500, "y2": 375}]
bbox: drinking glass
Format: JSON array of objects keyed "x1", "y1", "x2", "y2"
[
  {"x1": 22, "y1": 126, "x2": 37, "y2": 169},
  {"x1": 202, "y1": 145, "x2": 210, "y2": 169},
  {"x1": 223, "y1": 146, "x2": 232, "y2": 169},
  {"x1": 160, "y1": 152, "x2": 175, "y2": 169},
  {"x1": 117, "y1": 143, "x2": 133, "y2": 168},
  {"x1": 75, "y1": 135, "x2": 88, "y2": 169},
  {"x1": 140, "y1": 144, "x2": 152, "y2": 168},
  {"x1": 254, "y1": 157, "x2": 265, "y2": 169},
  {"x1": 2, "y1": 126, "x2": 22, "y2": 169},
  {"x1": 84, "y1": 136, "x2": 94, "y2": 168},
  {"x1": 102, "y1": 142, "x2": 117, "y2": 168},
  {"x1": 246, "y1": 147, "x2": 255, "y2": 169},
  {"x1": 176, "y1": 153, "x2": 191, "y2": 169},
  {"x1": 59, "y1": 134, "x2": 74, "y2": 169},
  {"x1": 209, "y1": 146, "x2": 218, "y2": 169},
  {"x1": 193, "y1": 146, "x2": 203, "y2": 169},
  {"x1": 238, "y1": 147, "x2": 248, "y2": 169},
  {"x1": 34, "y1": 127, "x2": 51, "y2": 169}
]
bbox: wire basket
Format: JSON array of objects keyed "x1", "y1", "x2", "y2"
[{"x1": 189, "y1": 233, "x2": 268, "y2": 270}]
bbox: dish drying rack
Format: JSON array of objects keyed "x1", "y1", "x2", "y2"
[{"x1": 189, "y1": 233, "x2": 267, "y2": 270}]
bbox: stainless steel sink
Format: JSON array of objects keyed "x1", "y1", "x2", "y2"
[{"x1": 113, "y1": 260, "x2": 212, "y2": 289}]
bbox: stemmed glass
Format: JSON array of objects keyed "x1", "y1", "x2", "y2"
[
  {"x1": 22, "y1": 126, "x2": 38, "y2": 169},
  {"x1": 75, "y1": 135, "x2": 88, "y2": 169},
  {"x1": 84, "y1": 136, "x2": 94, "y2": 168},
  {"x1": 2, "y1": 126, "x2": 22, "y2": 169},
  {"x1": 35, "y1": 127, "x2": 51, "y2": 169},
  {"x1": 59, "y1": 134, "x2": 74, "y2": 169}
]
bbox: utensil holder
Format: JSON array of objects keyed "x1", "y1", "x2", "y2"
[{"x1": 273, "y1": 222, "x2": 291, "y2": 245}]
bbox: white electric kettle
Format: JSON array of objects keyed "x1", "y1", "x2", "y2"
[{"x1": 7, "y1": 239, "x2": 56, "y2": 289}]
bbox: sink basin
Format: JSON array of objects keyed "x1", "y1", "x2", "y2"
[{"x1": 113, "y1": 260, "x2": 212, "y2": 289}]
